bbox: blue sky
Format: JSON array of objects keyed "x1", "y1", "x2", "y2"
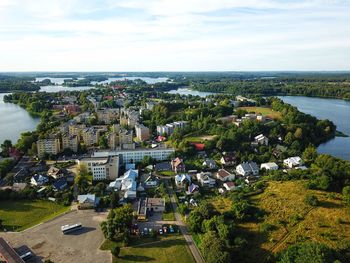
[{"x1": 0, "y1": 0, "x2": 349, "y2": 71}]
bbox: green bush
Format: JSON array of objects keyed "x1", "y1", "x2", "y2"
[{"x1": 304, "y1": 194, "x2": 319, "y2": 206}]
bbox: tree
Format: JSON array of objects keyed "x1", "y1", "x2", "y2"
[
  {"x1": 277, "y1": 242, "x2": 340, "y2": 263},
  {"x1": 111, "y1": 246, "x2": 120, "y2": 257},
  {"x1": 342, "y1": 186, "x2": 350, "y2": 205},
  {"x1": 304, "y1": 194, "x2": 319, "y2": 206},
  {"x1": 302, "y1": 145, "x2": 318, "y2": 165},
  {"x1": 110, "y1": 191, "x2": 119, "y2": 209},
  {"x1": 0, "y1": 140, "x2": 12, "y2": 157},
  {"x1": 99, "y1": 135, "x2": 108, "y2": 149},
  {"x1": 199, "y1": 231, "x2": 231, "y2": 263}
]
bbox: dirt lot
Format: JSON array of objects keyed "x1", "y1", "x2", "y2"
[{"x1": 0, "y1": 210, "x2": 111, "y2": 263}]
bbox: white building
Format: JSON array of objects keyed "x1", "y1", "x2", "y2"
[
  {"x1": 92, "y1": 147, "x2": 175, "y2": 164},
  {"x1": 283, "y1": 156, "x2": 303, "y2": 168},
  {"x1": 77, "y1": 156, "x2": 120, "y2": 180},
  {"x1": 236, "y1": 162, "x2": 259, "y2": 176},
  {"x1": 254, "y1": 134, "x2": 269, "y2": 146},
  {"x1": 223, "y1": 182, "x2": 236, "y2": 191},
  {"x1": 196, "y1": 172, "x2": 216, "y2": 187},
  {"x1": 215, "y1": 169, "x2": 236, "y2": 182},
  {"x1": 156, "y1": 121, "x2": 187, "y2": 136},
  {"x1": 260, "y1": 162, "x2": 279, "y2": 171}
]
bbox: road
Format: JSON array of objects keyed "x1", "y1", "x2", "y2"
[{"x1": 165, "y1": 181, "x2": 205, "y2": 263}]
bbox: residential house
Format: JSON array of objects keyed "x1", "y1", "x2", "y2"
[
  {"x1": 283, "y1": 156, "x2": 303, "y2": 168},
  {"x1": 202, "y1": 159, "x2": 217, "y2": 170},
  {"x1": 260, "y1": 162, "x2": 279, "y2": 171},
  {"x1": 187, "y1": 183, "x2": 200, "y2": 194},
  {"x1": 236, "y1": 162, "x2": 259, "y2": 176},
  {"x1": 171, "y1": 157, "x2": 186, "y2": 173},
  {"x1": 196, "y1": 172, "x2": 216, "y2": 187},
  {"x1": 223, "y1": 182, "x2": 236, "y2": 191},
  {"x1": 155, "y1": 162, "x2": 172, "y2": 172},
  {"x1": 220, "y1": 153, "x2": 237, "y2": 167},
  {"x1": 30, "y1": 174, "x2": 49, "y2": 186},
  {"x1": 47, "y1": 166, "x2": 65, "y2": 179},
  {"x1": 77, "y1": 194, "x2": 99, "y2": 209},
  {"x1": 53, "y1": 178, "x2": 68, "y2": 191},
  {"x1": 175, "y1": 174, "x2": 191, "y2": 188},
  {"x1": 254, "y1": 134, "x2": 269, "y2": 146},
  {"x1": 215, "y1": 169, "x2": 235, "y2": 182}
]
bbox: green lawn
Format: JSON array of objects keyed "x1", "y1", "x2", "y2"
[
  {"x1": 0, "y1": 200, "x2": 70, "y2": 231},
  {"x1": 238, "y1": 106, "x2": 282, "y2": 120},
  {"x1": 114, "y1": 235, "x2": 195, "y2": 263},
  {"x1": 162, "y1": 211, "x2": 176, "y2": 221}
]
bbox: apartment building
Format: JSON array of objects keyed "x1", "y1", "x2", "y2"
[
  {"x1": 96, "y1": 108, "x2": 120, "y2": 124},
  {"x1": 77, "y1": 156, "x2": 120, "y2": 180},
  {"x1": 82, "y1": 126, "x2": 107, "y2": 147},
  {"x1": 37, "y1": 137, "x2": 61, "y2": 158},
  {"x1": 135, "y1": 124, "x2": 150, "y2": 141},
  {"x1": 62, "y1": 134, "x2": 79, "y2": 152},
  {"x1": 156, "y1": 121, "x2": 187, "y2": 136}
]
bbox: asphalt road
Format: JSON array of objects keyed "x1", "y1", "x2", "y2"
[{"x1": 166, "y1": 183, "x2": 205, "y2": 263}]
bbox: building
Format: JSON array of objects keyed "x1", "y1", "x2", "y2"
[
  {"x1": 77, "y1": 156, "x2": 120, "y2": 180},
  {"x1": 156, "y1": 121, "x2": 187, "y2": 136},
  {"x1": 119, "y1": 129, "x2": 133, "y2": 145},
  {"x1": 96, "y1": 108, "x2": 120, "y2": 124},
  {"x1": 175, "y1": 174, "x2": 191, "y2": 188},
  {"x1": 0, "y1": 237, "x2": 25, "y2": 263},
  {"x1": 223, "y1": 182, "x2": 236, "y2": 191},
  {"x1": 37, "y1": 137, "x2": 61, "y2": 158},
  {"x1": 254, "y1": 134, "x2": 269, "y2": 146},
  {"x1": 171, "y1": 157, "x2": 186, "y2": 173},
  {"x1": 135, "y1": 124, "x2": 150, "y2": 141},
  {"x1": 202, "y1": 159, "x2": 217, "y2": 170},
  {"x1": 196, "y1": 172, "x2": 216, "y2": 187},
  {"x1": 215, "y1": 169, "x2": 235, "y2": 182},
  {"x1": 30, "y1": 174, "x2": 49, "y2": 186},
  {"x1": 77, "y1": 194, "x2": 99, "y2": 209},
  {"x1": 92, "y1": 147, "x2": 175, "y2": 164},
  {"x1": 137, "y1": 197, "x2": 165, "y2": 221},
  {"x1": 283, "y1": 156, "x2": 303, "y2": 168},
  {"x1": 220, "y1": 153, "x2": 237, "y2": 167},
  {"x1": 62, "y1": 134, "x2": 79, "y2": 152},
  {"x1": 47, "y1": 166, "x2": 65, "y2": 179},
  {"x1": 260, "y1": 162, "x2": 279, "y2": 171},
  {"x1": 82, "y1": 126, "x2": 107, "y2": 147},
  {"x1": 145, "y1": 102, "x2": 156, "y2": 110},
  {"x1": 236, "y1": 162, "x2": 259, "y2": 176}
]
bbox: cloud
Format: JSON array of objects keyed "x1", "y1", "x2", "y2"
[{"x1": 0, "y1": 0, "x2": 349, "y2": 71}]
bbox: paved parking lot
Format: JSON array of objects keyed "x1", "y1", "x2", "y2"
[
  {"x1": 137, "y1": 212, "x2": 177, "y2": 234},
  {"x1": 0, "y1": 210, "x2": 111, "y2": 263}
]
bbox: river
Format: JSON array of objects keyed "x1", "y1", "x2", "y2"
[
  {"x1": 167, "y1": 88, "x2": 350, "y2": 161},
  {"x1": 0, "y1": 93, "x2": 40, "y2": 144}
]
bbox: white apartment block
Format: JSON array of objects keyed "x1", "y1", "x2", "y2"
[
  {"x1": 92, "y1": 147, "x2": 175, "y2": 164},
  {"x1": 77, "y1": 156, "x2": 120, "y2": 180},
  {"x1": 156, "y1": 121, "x2": 187, "y2": 136}
]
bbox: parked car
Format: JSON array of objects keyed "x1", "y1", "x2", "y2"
[{"x1": 159, "y1": 228, "x2": 163, "y2": 235}]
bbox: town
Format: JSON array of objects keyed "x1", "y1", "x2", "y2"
[{"x1": 0, "y1": 75, "x2": 349, "y2": 263}]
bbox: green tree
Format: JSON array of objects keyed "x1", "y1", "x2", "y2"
[
  {"x1": 111, "y1": 246, "x2": 120, "y2": 257},
  {"x1": 342, "y1": 186, "x2": 350, "y2": 205},
  {"x1": 199, "y1": 231, "x2": 231, "y2": 263}
]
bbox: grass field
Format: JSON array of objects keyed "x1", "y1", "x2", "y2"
[
  {"x1": 0, "y1": 200, "x2": 70, "y2": 231},
  {"x1": 162, "y1": 211, "x2": 176, "y2": 221},
  {"x1": 211, "y1": 196, "x2": 232, "y2": 214},
  {"x1": 115, "y1": 235, "x2": 195, "y2": 263},
  {"x1": 236, "y1": 180, "x2": 350, "y2": 262},
  {"x1": 238, "y1": 107, "x2": 282, "y2": 120}
]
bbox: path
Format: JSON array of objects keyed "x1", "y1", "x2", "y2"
[{"x1": 165, "y1": 181, "x2": 205, "y2": 263}]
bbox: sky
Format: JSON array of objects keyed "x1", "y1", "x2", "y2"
[{"x1": 0, "y1": 0, "x2": 349, "y2": 71}]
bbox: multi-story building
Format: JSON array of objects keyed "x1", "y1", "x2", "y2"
[
  {"x1": 68, "y1": 123, "x2": 86, "y2": 137},
  {"x1": 107, "y1": 132, "x2": 118, "y2": 150},
  {"x1": 82, "y1": 126, "x2": 107, "y2": 147},
  {"x1": 93, "y1": 146, "x2": 175, "y2": 164},
  {"x1": 135, "y1": 124, "x2": 150, "y2": 141},
  {"x1": 156, "y1": 121, "x2": 187, "y2": 136},
  {"x1": 77, "y1": 156, "x2": 120, "y2": 180},
  {"x1": 37, "y1": 137, "x2": 61, "y2": 158},
  {"x1": 96, "y1": 108, "x2": 120, "y2": 124},
  {"x1": 119, "y1": 129, "x2": 133, "y2": 145},
  {"x1": 62, "y1": 134, "x2": 79, "y2": 152}
]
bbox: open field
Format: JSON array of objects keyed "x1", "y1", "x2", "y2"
[
  {"x1": 115, "y1": 235, "x2": 195, "y2": 263},
  {"x1": 236, "y1": 180, "x2": 350, "y2": 262},
  {"x1": 211, "y1": 196, "x2": 232, "y2": 214},
  {"x1": 238, "y1": 106, "x2": 282, "y2": 120},
  {"x1": 0, "y1": 200, "x2": 70, "y2": 231}
]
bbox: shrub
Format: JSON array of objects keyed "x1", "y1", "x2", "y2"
[
  {"x1": 304, "y1": 194, "x2": 319, "y2": 206},
  {"x1": 111, "y1": 246, "x2": 120, "y2": 257}
]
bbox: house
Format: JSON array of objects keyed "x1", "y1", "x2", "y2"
[
  {"x1": 77, "y1": 194, "x2": 99, "y2": 209},
  {"x1": 283, "y1": 156, "x2": 303, "y2": 168},
  {"x1": 187, "y1": 183, "x2": 200, "y2": 194},
  {"x1": 220, "y1": 153, "x2": 237, "y2": 166},
  {"x1": 171, "y1": 157, "x2": 186, "y2": 173},
  {"x1": 47, "y1": 166, "x2": 65, "y2": 179},
  {"x1": 174, "y1": 174, "x2": 191, "y2": 188},
  {"x1": 155, "y1": 162, "x2": 172, "y2": 172},
  {"x1": 245, "y1": 176, "x2": 258, "y2": 184},
  {"x1": 192, "y1": 143, "x2": 205, "y2": 151},
  {"x1": 223, "y1": 182, "x2": 236, "y2": 191},
  {"x1": 53, "y1": 178, "x2": 68, "y2": 191},
  {"x1": 260, "y1": 162, "x2": 279, "y2": 171},
  {"x1": 236, "y1": 162, "x2": 259, "y2": 176},
  {"x1": 254, "y1": 134, "x2": 269, "y2": 146},
  {"x1": 215, "y1": 169, "x2": 235, "y2": 182},
  {"x1": 202, "y1": 159, "x2": 217, "y2": 170},
  {"x1": 196, "y1": 172, "x2": 216, "y2": 187},
  {"x1": 30, "y1": 174, "x2": 49, "y2": 186},
  {"x1": 273, "y1": 145, "x2": 287, "y2": 158}
]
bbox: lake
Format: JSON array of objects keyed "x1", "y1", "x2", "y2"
[
  {"x1": 0, "y1": 93, "x2": 40, "y2": 144},
  {"x1": 167, "y1": 88, "x2": 350, "y2": 161},
  {"x1": 36, "y1": 76, "x2": 168, "y2": 92}
]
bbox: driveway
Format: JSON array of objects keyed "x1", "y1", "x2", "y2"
[{"x1": 0, "y1": 210, "x2": 111, "y2": 263}]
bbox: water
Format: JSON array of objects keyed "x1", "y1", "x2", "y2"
[
  {"x1": 39, "y1": 85, "x2": 93, "y2": 92},
  {"x1": 279, "y1": 96, "x2": 350, "y2": 161},
  {"x1": 91, "y1": 76, "x2": 169, "y2": 85},
  {"x1": 167, "y1": 88, "x2": 216, "y2": 97},
  {"x1": 0, "y1": 93, "x2": 40, "y2": 144}
]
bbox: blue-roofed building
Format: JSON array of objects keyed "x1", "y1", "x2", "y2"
[{"x1": 53, "y1": 178, "x2": 68, "y2": 191}]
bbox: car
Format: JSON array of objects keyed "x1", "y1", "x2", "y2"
[
  {"x1": 163, "y1": 226, "x2": 168, "y2": 233},
  {"x1": 169, "y1": 227, "x2": 174, "y2": 233},
  {"x1": 143, "y1": 228, "x2": 148, "y2": 235},
  {"x1": 159, "y1": 228, "x2": 163, "y2": 235}
]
